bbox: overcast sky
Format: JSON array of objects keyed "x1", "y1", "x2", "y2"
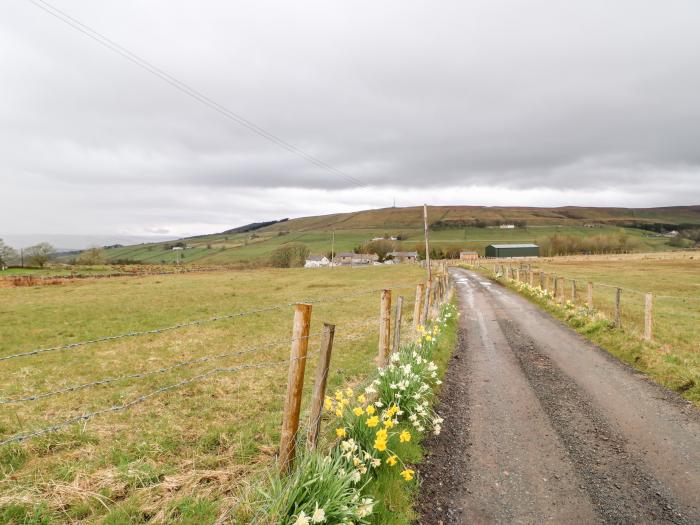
[{"x1": 1, "y1": 0, "x2": 699, "y2": 243}]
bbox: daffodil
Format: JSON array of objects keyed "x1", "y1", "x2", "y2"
[
  {"x1": 294, "y1": 511, "x2": 310, "y2": 525},
  {"x1": 366, "y1": 415, "x2": 379, "y2": 428},
  {"x1": 357, "y1": 393, "x2": 366, "y2": 404},
  {"x1": 386, "y1": 454, "x2": 398, "y2": 466},
  {"x1": 399, "y1": 430, "x2": 411, "y2": 443},
  {"x1": 400, "y1": 468, "x2": 415, "y2": 481},
  {"x1": 336, "y1": 427, "x2": 346, "y2": 438},
  {"x1": 311, "y1": 504, "x2": 326, "y2": 523},
  {"x1": 335, "y1": 407, "x2": 343, "y2": 417},
  {"x1": 353, "y1": 407, "x2": 364, "y2": 417},
  {"x1": 366, "y1": 405, "x2": 376, "y2": 415}
]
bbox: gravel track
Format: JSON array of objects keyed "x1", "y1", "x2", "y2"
[{"x1": 416, "y1": 269, "x2": 700, "y2": 524}]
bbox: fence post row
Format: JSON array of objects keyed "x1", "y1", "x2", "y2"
[
  {"x1": 393, "y1": 296, "x2": 404, "y2": 354},
  {"x1": 615, "y1": 288, "x2": 622, "y2": 329},
  {"x1": 587, "y1": 282, "x2": 594, "y2": 309},
  {"x1": 279, "y1": 303, "x2": 312, "y2": 475},
  {"x1": 557, "y1": 277, "x2": 565, "y2": 305},
  {"x1": 378, "y1": 289, "x2": 392, "y2": 366},
  {"x1": 540, "y1": 271, "x2": 545, "y2": 290},
  {"x1": 571, "y1": 279, "x2": 577, "y2": 302},
  {"x1": 307, "y1": 323, "x2": 335, "y2": 451},
  {"x1": 644, "y1": 292, "x2": 653, "y2": 341}
]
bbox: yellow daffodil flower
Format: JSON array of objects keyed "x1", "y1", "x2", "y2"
[
  {"x1": 336, "y1": 427, "x2": 347, "y2": 438},
  {"x1": 366, "y1": 405, "x2": 376, "y2": 415},
  {"x1": 400, "y1": 468, "x2": 415, "y2": 481},
  {"x1": 353, "y1": 407, "x2": 364, "y2": 417},
  {"x1": 366, "y1": 416, "x2": 379, "y2": 428},
  {"x1": 399, "y1": 430, "x2": 411, "y2": 443},
  {"x1": 386, "y1": 455, "x2": 398, "y2": 466}
]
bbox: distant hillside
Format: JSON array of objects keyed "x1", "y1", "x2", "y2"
[{"x1": 90, "y1": 205, "x2": 700, "y2": 266}]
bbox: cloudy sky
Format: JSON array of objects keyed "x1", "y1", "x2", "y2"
[{"x1": 1, "y1": 0, "x2": 699, "y2": 245}]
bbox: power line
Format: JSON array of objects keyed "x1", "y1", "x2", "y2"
[{"x1": 25, "y1": 0, "x2": 367, "y2": 189}]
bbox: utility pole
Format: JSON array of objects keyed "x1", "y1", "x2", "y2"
[
  {"x1": 423, "y1": 203, "x2": 431, "y2": 281},
  {"x1": 330, "y1": 230, "x2": 335, "y2": 269}
]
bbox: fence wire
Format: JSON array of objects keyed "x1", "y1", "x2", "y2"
[{"x1": 0, "y1": 284, "x2": 411, "y2": 364}]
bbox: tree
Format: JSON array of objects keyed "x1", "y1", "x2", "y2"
[
  {"x1": 270, "y1": 243, "x2": 310, "y2": 268},
  {"x1": 0, "y1": 239, "x2": 18, "y2": 268},
  {"x1": 25, "y1": 243, "x2": 55, "y2": 267},
  {"x1": 354, "y1": 239, "x2": 395, "y2": 262},
  {"x1": 75, "y1": 246, "x2": 105, "y2": 265}
]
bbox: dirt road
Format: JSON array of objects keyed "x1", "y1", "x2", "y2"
[{"x1": 417, "y1": 268, "x2": 700, "y2": 524}]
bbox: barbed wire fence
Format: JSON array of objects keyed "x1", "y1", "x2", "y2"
[{"x1": 0, "y1": 280, "x2": 435, "y2": 452}]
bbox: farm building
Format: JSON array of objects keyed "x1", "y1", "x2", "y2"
[
  {"x1": 304, "y1": 255, "x2": 330, "y2": 268},
  {"x1": 334, "y1": 253, "x2": 379, "y2": 265},
  {"x1": 485, "y1": 243, "x2": 539, "y2": 258},
  {"x1": 387, "y1": 251, "x2": 418, "y2": 263},
  {"x1": 460, "y1": 251, "x2": 479, "y2": 262}
]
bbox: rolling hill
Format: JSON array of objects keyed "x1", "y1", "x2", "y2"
[{"x1": 94, "y1": 205, "x2": 700, "y2": 266}]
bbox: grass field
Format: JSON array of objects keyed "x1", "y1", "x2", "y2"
[
  {"x1": 480, "y1": 251, "x2": 700, "y2": 405},
  {"x1": 90, "y1": 224, "x2": 675, "y2": 267},
  {"x1": 0, "y1": 265, "x2": 426, "y2": 523}
]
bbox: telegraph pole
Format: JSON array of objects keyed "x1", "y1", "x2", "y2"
[
  {"x1": 330, "y1": 230, "x2": 335, "y2": 269},
  {"x1": 423, "y1": 204, "x2": 431, "y2": 281}
]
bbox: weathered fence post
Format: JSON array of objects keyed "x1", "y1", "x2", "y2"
[
  {"x1": 553, "y1": 274, "x2": 558, "y2": 297},
  {"x1": 392, "y1": 296, "x2": 404, "y2": 353},
  {"x1": 644, "y1": 292, "x2": 653, "y2": 341},
  {"x1": 413, "y1": 283, "x2": 425, "y2": 330},
  {"x1": 571, "y1": 280, "x2": 577, "y2": 303},
  {"x1": 614, "y1": 288, "x2": 622, "y2": 328},
  {"x1": 422, "y1": 279, "x2": 432, "y2": 325},
  {"x1": 378, "y1": 289, "x2": 392, "y2": 365},
  {"x1": 279, "y1": 303, "x2": 312, "y2": 474},
  {"x1": 307, "y1": 323, "x2": 335, "y2": 451},
  {"x1": 529, "y1": 270, "x2": 534, "y2": 287},
  {"x1": 557, "y1": 277, "x2": 565, "y2": 305},
  {"x1": 587, "y1": 282, "x2": 594, "y2": 309},
  {"x1": 515, "y1": 269, "x2": 520, "y2": 283},
  {"x1": 540, "y1": 271, "x2": 545, "y2": 290}
]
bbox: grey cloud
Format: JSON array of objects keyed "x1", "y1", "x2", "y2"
[{"x1": 1, "y1": 0, "x2": 699, "y2": 236}]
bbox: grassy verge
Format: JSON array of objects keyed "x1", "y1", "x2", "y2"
[
  {"x1": 365, "y1": 305, "x2": 457, "y2": 525},
  {"x1": 469, "y1": 259, "x2": 700, "y2": 407},
  {"x1": 250, "y1": 299, "x2": 459, "y2": 525}
]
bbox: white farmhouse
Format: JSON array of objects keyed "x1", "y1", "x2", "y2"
[{"x1": 304, "y1": 255, "x2": 330, "y2": 268}]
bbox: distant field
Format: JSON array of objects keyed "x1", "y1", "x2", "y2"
[
  {"x1": 485, "y1": 251, "x2": 700, "y2": 404},
  {"x1": 93, "y1": 224, "x2": 675, "y2": 267},
  {"x1": 0, "y1": 265, "x2": 424, "y2": 522}
]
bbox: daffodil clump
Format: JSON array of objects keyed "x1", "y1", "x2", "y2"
[
  {"x1": 269, "y1": 302, "x2": 456, "y2": 525},
  {"x1": 324, "y1": 303, "x2": 457, "y2": 491},
  {"x1": 265, "y1": 451, "x2": 375, "y2": 525}
]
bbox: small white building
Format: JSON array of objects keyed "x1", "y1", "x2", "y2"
[
  {"x1": 499, "y1": 224, "x2": 515, "y2": 229},
  {"x1": 304, "y1": 255, "x2": 330, "y2": 268}
]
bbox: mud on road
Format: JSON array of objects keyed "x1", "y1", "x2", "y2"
[{"x1": 416, "y1": 269, "x2": 700, "y2": 525}]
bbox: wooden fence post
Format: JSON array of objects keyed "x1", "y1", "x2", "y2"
[
  {"x1": 393, "y1": 296, "x2": 404, "y2": 353},
  {"x1": 378, "y1": 289, "x2": 392, "y2": 365},
  {"x1": 557, "y1": 277, "x2": 565, "y2": 305},
  {"x1": 413, "y1": 284, "x2": 425, "y2": 330},
  {"x1": 540, "y1": 271, "x2": 545, "y2": 290},
  {"x1": 587, "y1": 282, "x2": 594, "y2": 309},
  {"x1": 515, "y1": 269, "x2": 520, "y2": 282},
  {"x1": 307, "y1": 323, "x2": 335, "y2": 451},
  {"x1": 422, "y1": 280, "x2": 432, "y2": 325},
  {"x1": 571, "y1": 280, "x2": 577, "y2": 302},
  {"x1": 644, "y1": 292, "x2": 653, "y2": 341},
  {"x1": 615, "y1": 288, "x2": 622, "y2": 328},
  {"x1": 529, "y1": 270, "x2": 534, "y2": 286},
  {"x1": 553, "y1": 274, "x2": 558, "y2": 297},
  {"x1": 279, "y1": 303, "x2": 312, "y2": 474}
]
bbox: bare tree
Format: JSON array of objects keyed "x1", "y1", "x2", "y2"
[
  {"x1": 25, "y1": 242, "x2": 55, "y2": 268},
  {"x1": 0, "y1": 239, "x2": 18, "y2": 269},
  {"x1": 75, "y1": 246, "x2": 105, "y2": 265}
]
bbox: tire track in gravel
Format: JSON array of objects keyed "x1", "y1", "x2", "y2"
[{"x1": 498, "y1": 318, "x2": 688, "y2": 524}]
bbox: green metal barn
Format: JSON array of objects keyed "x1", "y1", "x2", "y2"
[{"x1": 485, "y1": 243, "x2": 539, "y2": 258}]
